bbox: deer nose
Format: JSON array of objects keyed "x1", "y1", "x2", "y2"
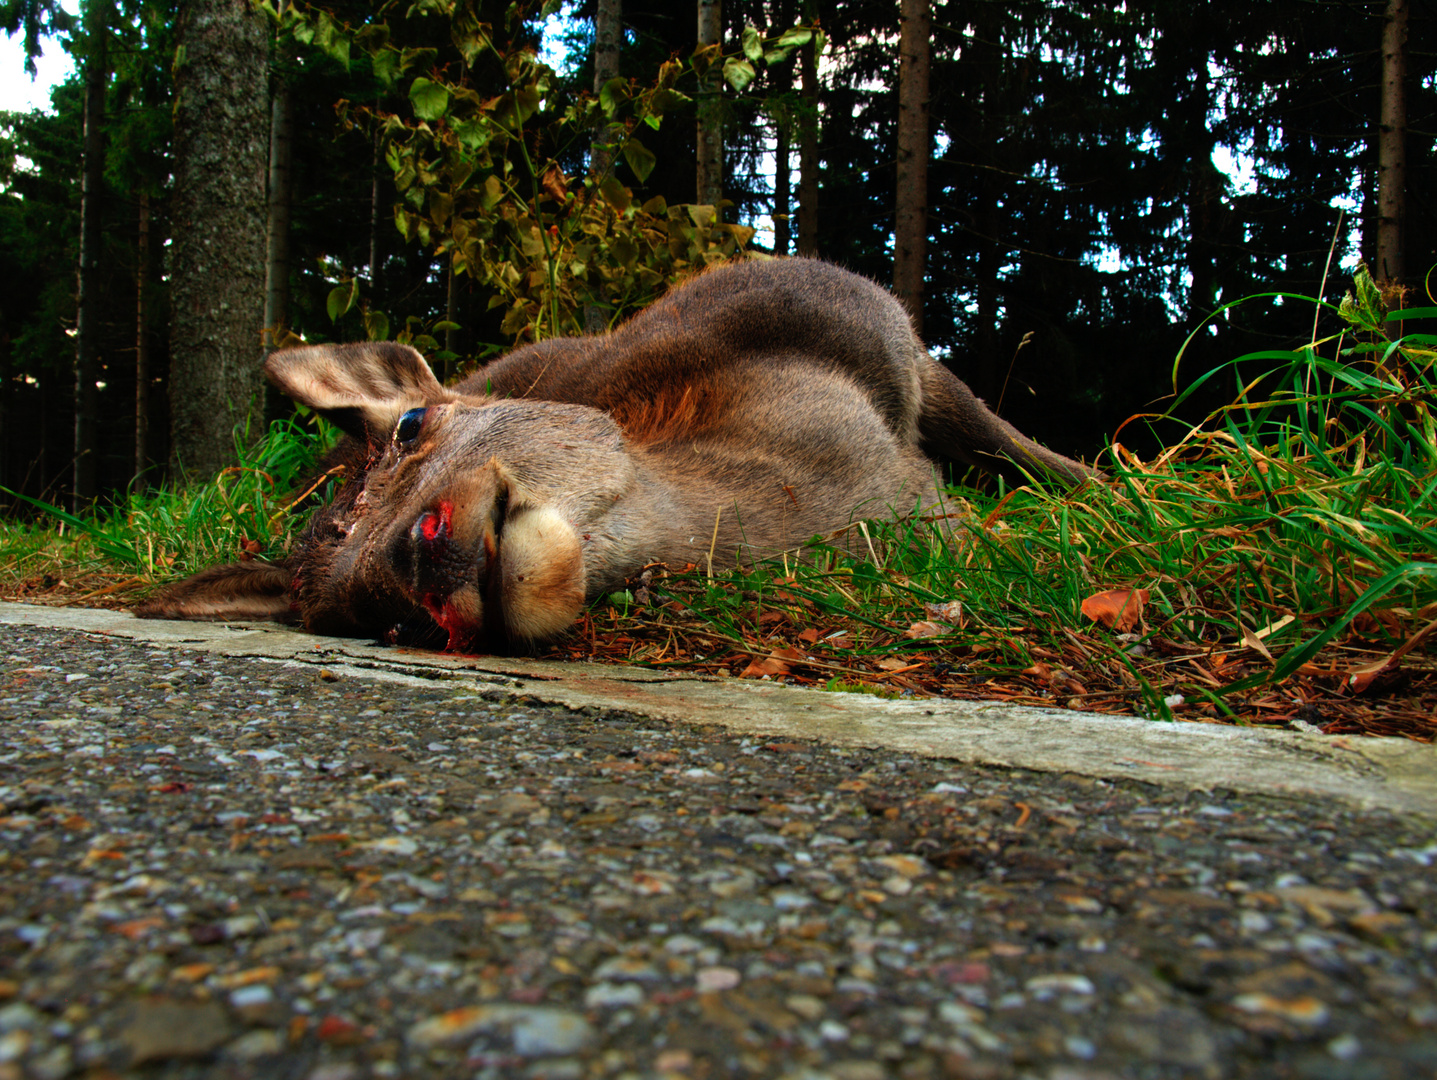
[
  {"x1": 402, "y1": 498, "x2": 496, "y2": 609},
  {"x1": 411, "y1": 501, "x2": 454, "y2": 554},
  {"x1": 388, "y1": 501, "x2": 458, "y2": 586}
]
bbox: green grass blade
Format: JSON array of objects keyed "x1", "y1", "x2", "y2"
[{"x1": 0, "y1": 486, "x2": 141, "y2": 567}]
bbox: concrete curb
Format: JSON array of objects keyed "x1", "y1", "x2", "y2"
[{"x1": 4, "y1": 601, "x2": 1433, "y2": 816}]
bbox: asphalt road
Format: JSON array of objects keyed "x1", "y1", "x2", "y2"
[{"x1": 3, "y1": 623, "x2": 1437, "y2": 1080}]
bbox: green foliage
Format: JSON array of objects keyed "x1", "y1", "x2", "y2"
[
  {"x1": 326, "y1": 275, "x2": 359, "y2": 322},
  {"x1": 407, "y1": 76, "x2": 448, "y2": 121},
  {"x1": 0, "y1": 0, "x2": 75, "y2": 76},
  {"x1": 822, "y1": 678, "x2": 901, "y2": 700},
  {"x1": 283, "y1": 0, "x2": 818, "y2": 345}
]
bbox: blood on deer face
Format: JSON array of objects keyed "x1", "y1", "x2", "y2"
[{"x1": 289, "y1": 395, "x2": 634, "y2": 651}]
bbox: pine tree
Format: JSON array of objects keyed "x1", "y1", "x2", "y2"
[
  {"x1": 167, "y1": 0, "x2": 268, "y2": 479},
  {"x1": 893, "y1": 0, "x2": 929, "y2": 331}
]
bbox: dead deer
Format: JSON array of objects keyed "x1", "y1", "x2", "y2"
[{"x1": 135, "y1": 258, "x2": 1096, "y2": 651}]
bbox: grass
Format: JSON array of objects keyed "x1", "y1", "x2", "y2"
[
  {"x1": 0, "y1": 417, "x2": 337, "y2": 606},
  {"x1": 3, "y1": 267, "x2": 1434, "y2": 739}
]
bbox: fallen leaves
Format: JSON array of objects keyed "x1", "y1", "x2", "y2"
[
  {"x1": 904, "y1": 620, "x2": 951, "y2": 639},
  {"x1": 1080, "y1": 588, "x2": 1150, "y2": 632},
  {"x1": 1344, "y1": 656, "x2": 1404, "y2": 696},
  {"x1": 1238, "y1": 614, "x2": 1297, "y2": 661},
  {"x1": 1020, "y1": 662, "x2": 1088, "y2": 695},
  {"x1": 902, "y1": 601, "x2": 968, "y2": 640},
  {"x1": 562, "y1": 576, "x2": 1437, "y2": 738},
  {"x1": 739, "y1": 646, "x2": 808, "y2": 679},
  {"x1": 1342, "y1": 613, "x2": 1437, "y2": 696},
  {"x1": 925, "y1": 600, "x2": 965, "y2": 624}
]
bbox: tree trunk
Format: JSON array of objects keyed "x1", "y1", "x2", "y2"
[
  {"x1": 0, "y1": 315, "x2": 10, "y2": 495},
  {"x1": 797, "y1": 6, "x2": 819, "y2": 257},
  {"x1": 975, "y1": 197, "x2": 1000, "y2": 407},
  {"x1": 135, "y1": 191, "x2": 151, "y2": 485},
  {"x1": 168, "y1": 0, "x2": 269, "y2": 480},
  {"x1": 370, "y1": 128, "x2": 385, "y2": 299},
  {"x1": 770, "y1": 52, "x2": 792, "y2": 256},
  {"x1": 591, "y1": 0, "x2": 622, "y2": 178},
  {"x1": 774, "y1": 122, "x2": 792, "y2": 255},
  {"x1": 894, "y1": 0, "x2": 930, "y2": 332},
  {"x1": 1376, "y1": 0, "x2": 1407, "y2": 282},
  {"x1": 1182, "y1": 65, "x2": 1221, "y2": 325},
  {"x1": 263, "y1": 12, "x2": 294, "y2": 354},
  {"x1": 695, "y1": 0, "x2": 722, "y2": 208},
  {"x1": 40, "y1": 373, "x2": 52, "y2": 500},
  {"x1": 73, "y1": 0, "x2": 107, "y2": 510},
  {"x1": 971, "y1": 8, "x2": 1004, "y2": 406},
  {"x1": 444, "y1": 260, "x2": 460, "y2": 383}
]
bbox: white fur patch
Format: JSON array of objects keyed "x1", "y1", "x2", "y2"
[{"x1": 499, "y1": 506, "x2": 586, "y2": 642}]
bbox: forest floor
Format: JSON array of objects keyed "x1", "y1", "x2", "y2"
[{"x1": 5, "y1": 566, "x2": 1433, "y2": 746}]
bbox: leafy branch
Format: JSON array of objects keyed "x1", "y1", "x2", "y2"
[{"x1": 272, "y1": 0, "x2": 821, "y2": 350}]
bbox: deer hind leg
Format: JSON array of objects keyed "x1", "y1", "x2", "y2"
[{"x1": 916, "y1": 360, "x2": 1099, "y2": 485}]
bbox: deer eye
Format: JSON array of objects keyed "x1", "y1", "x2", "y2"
[{"x1": 394, "y1": 407, "x2": 428, "y2": 447}]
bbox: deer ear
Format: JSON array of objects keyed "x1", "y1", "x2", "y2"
[
  {"x1": 264, "y1": 343, "x2": 456, "y2": 444},
  {"x1": 132, "y1": 561, "x2": 295, "y2": 623}
]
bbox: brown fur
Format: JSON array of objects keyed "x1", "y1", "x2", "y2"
[
  {"x1": 607, "y1": 382, "x2": 737, "y2": 444},
  {"x1": 135, "y1": 258, "x2": 1097, "y2": 650}
]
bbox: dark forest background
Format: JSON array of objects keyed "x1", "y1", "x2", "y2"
[{"x1": 1, "y1": 0, "x2": 1432, "y2": 506}]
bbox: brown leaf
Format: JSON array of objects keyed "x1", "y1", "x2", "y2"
[
  {"x1": 1344, "y1": 656, "x2": 1402, "y2": 696},
  {"x1": 1343, "y1": 613, "x2": 1437, "y2": 696},
  {"x1": 925, "y1": 600, "x2": 965, "y2": 624},
  {"x1": 1240, "y1": 624, "x2": 1273, "y2": 661},
  {"x1": 540, "y1": 165, "x2": 569, "y2": 203},
  {"x1": 740, "y1": 646, "x2": 806, "y2": 678},
  {"x1": 1080, "y1": 588, "x2": 1150, "y2": 632},
  {"x1": 1021, "y1": 662, "x2": 1053, "y2": 684},
  {"x1": 904, "y1": 620, "x2": 951, "y2": 640}
]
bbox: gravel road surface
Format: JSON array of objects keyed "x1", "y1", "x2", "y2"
[{"x1": 3, "y1": 624, "x2": 1436, "y2": 1080}]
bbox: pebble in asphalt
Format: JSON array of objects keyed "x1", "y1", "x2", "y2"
[{"x1": 1, "y1": 626, "x2": 1436, "y2": 1080}]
